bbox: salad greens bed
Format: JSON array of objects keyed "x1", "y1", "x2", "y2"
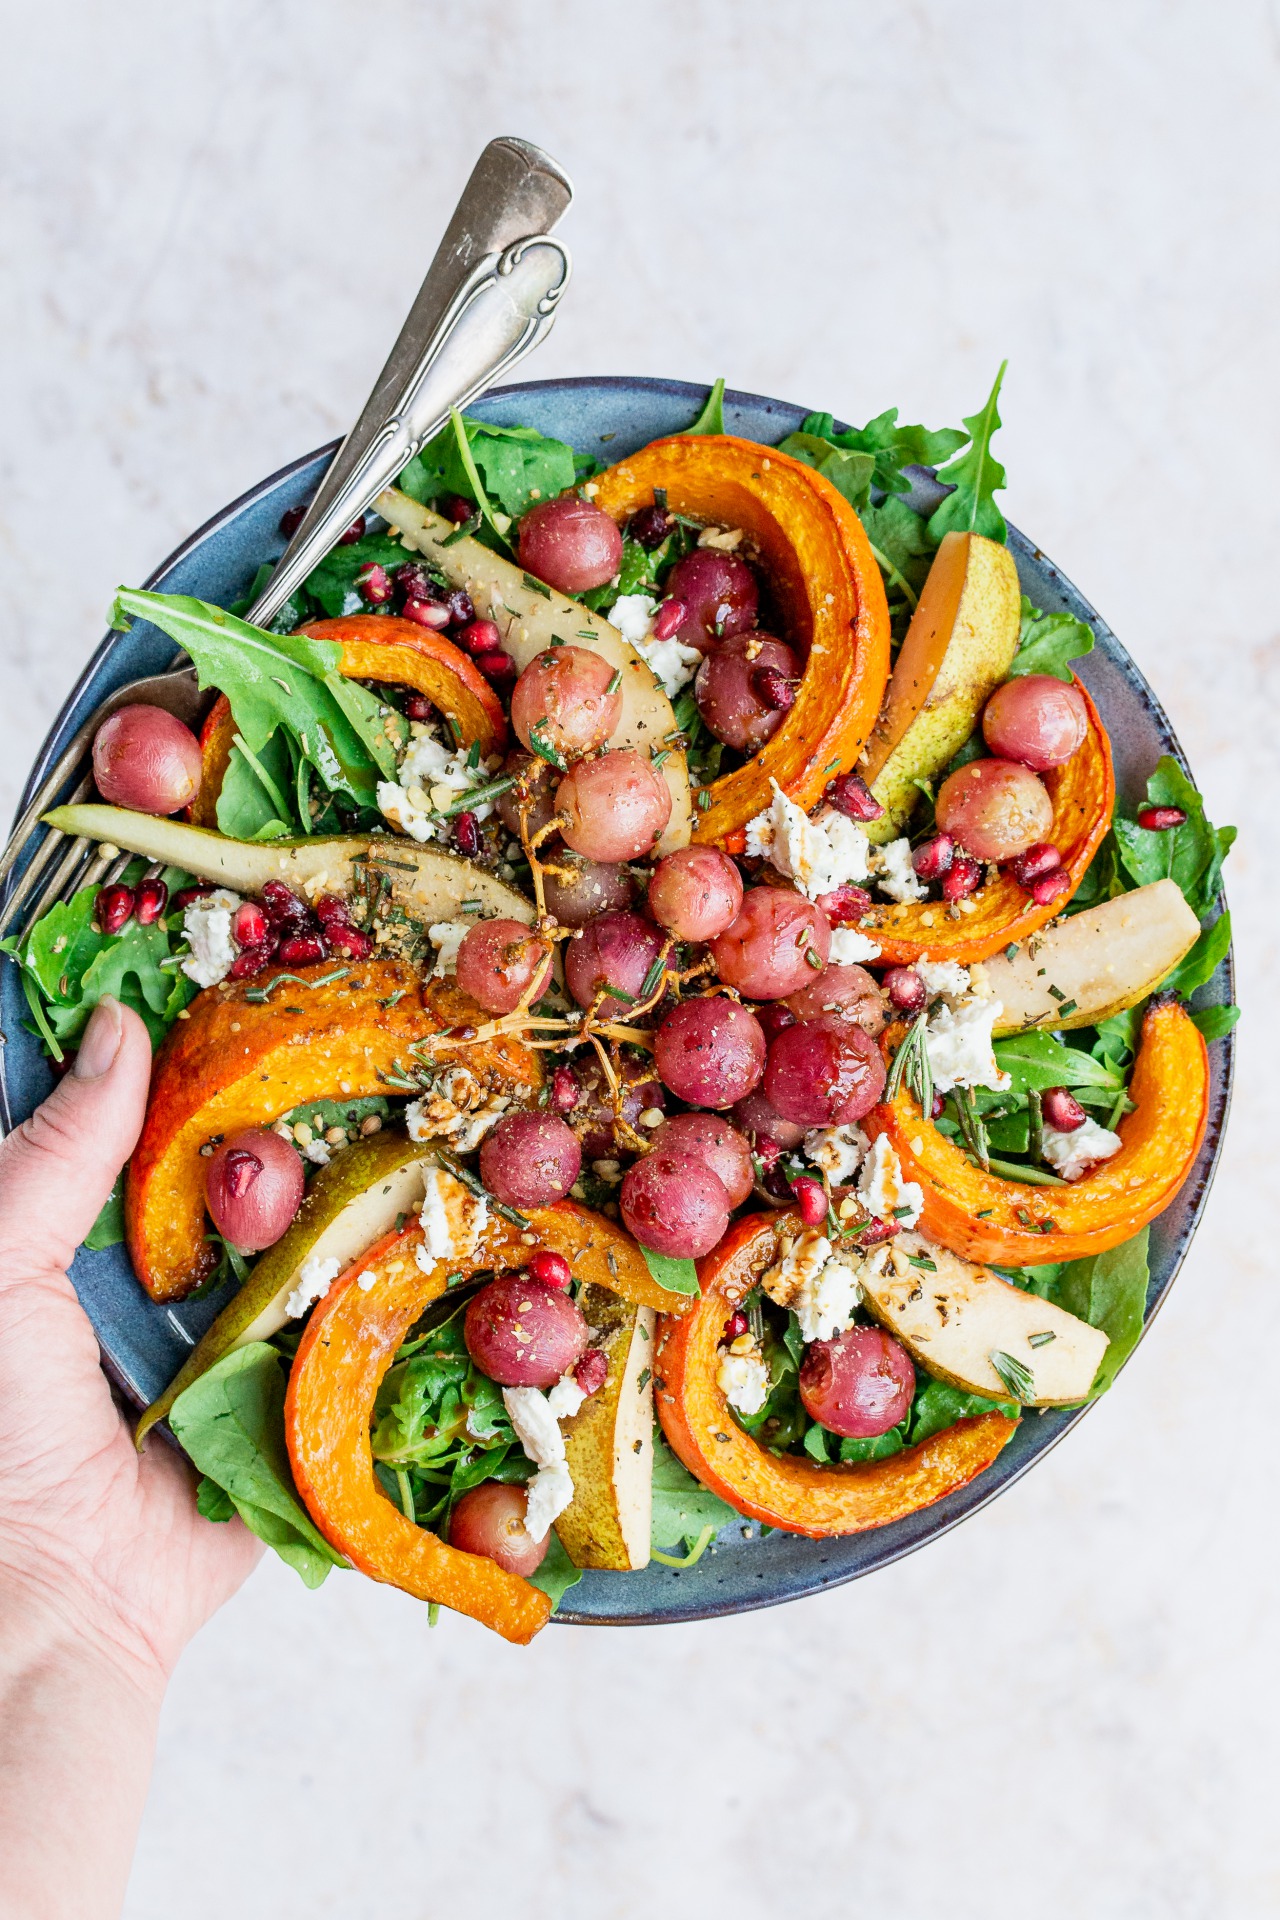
[{"x1": 6, "y1": 371, "x2": 1238, "y2": 1611}]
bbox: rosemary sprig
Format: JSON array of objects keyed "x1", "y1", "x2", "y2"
[
  {"x1": 526, "y1": 722, "x2": 567, "y2": 772},
  {"x1": 990, "y1": 1349, "x2": 1035, "y2": 1403},
  {"x1": 984, "y1": 1157, "x2": 1067, "y2": 1187},
  {"x1": 953, "y1": 1086, "x2": 989, "y2": 1171},
  {"x1": 434, "y1": 1148, "x2": 531, "y2": 1230},
  {"x1": 440, "y1": 511, "x2": 482, "y2": 546},
  {"x1": 885, "y1": 1010, "x2": 931, "y2": 1112},
  {"x1": 428, "y1": 771, "x2": 519, "y2": 821},
  {"x1": 243, "y1": 968, "x2": 351, "y2": 1003}
]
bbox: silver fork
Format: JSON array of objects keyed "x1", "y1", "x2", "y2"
[{"x1": 0, "y1": 134, "x2": 573, "y2": 946}]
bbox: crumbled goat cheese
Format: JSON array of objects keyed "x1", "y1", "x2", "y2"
[
  {"x1": 869, "y1": 838, "x2": 926, "y2": 905},
  {"x1": 377, "y1": 729, "x2": 499, "y2": 842},
  {"x1": 545, "y1": 1372, "x2": 588, "y2": 1421},
  {"x1": 829, "y1": 927, "x2": 882, "y2": 965},
  {"x1": 406, "y1": 1068, "x2": 512, "y2": 1152},
  {"x1": 608, "y1": 593, "x2": 658, "y2": 645},
  {"x1": 1041, "y1": 1116, "x2": 1123, "y2": 1181},
  {"x1": 717, "y1": 1339, "x2": 770, "y2": 1416},
  {"x1": 916, "y1": 959, "x2": 971, "y2": 1002},
  {"x1": 923, "y1": 996, "x2": 1011, "y2": 1093},
  {"x1": 762, "y1": 1231, "x2": 861, "y2": 1341},
  {"x1": 376, "y1": 781, "x2": 434, "y2": 843},
  {"x1": 858, "y1": 1134, "x2": 924, "y2": 1228},
  {"x1": 743, "y1": 780, "x2": 871, "y2": 900},
  {"x1": 428, "y1": 921, "x2": 469, "y2": 977},
  {"x1": 180, "y1": 889, "x2": 242, "y2": 988},
  {"x1": 356, "y1": 1270, "x2": 377, "y2": 1291},
  {"x1": 414, "y1": 1164, "x2": 488, "y2": 1272},
  {"x1": 302, "y1": 1139, "x2": 331, "y2": 1167},
  {"x1": 606, "y1": 594, "x2": 703, "y2": 697},
  {"x1": 284, "y1": 1253, "x2": 341, "y2": 1320},
  {"x1": 502, "y1": 1385, "x2": 576, "y2": 1541},
  {"x1": 697, "y1": 524, "x2": 744, "y2": 551},
  {"x1": 804, "y1": 1124, "x2": 869, "y2": 1185}
]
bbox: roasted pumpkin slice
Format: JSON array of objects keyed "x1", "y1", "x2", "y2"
[
  {"x1": 858, "y1": 678, "x2": 1115, "y2": 965},
  {"x1": 863, "y1": 997, "x2": 1209, "y2": 1266},
  {"x1": 653, "y1": 1211, "x2": 1017, "y2": 1537},
  {"x1": 586, "y1": 435, "x2": 892, "y2": 848},
  {"x1": 126, "y1": 962, "x2": 541, "y2": 1303},
  {"x1": 190, "y1": 614, "x2": 505, "y2": 829}
]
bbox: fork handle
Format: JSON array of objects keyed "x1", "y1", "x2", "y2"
[{"x1": 245, "y1": 138, "x2": 573, "y2": 630}]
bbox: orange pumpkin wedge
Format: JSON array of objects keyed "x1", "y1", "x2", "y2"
[
  {"x1": 587, "y1": 435, "x2": 891, "y2": 848},
  {"x1": 863, "y1": 997, "x2": 1209, "y2": 1266},
  {"x1": 190, "y1": 614, "x2": 505, "y2": 829},
  {"x1": 857, "y1": 678, "x2": 1115, "y2": 965},
  {"x1": 285, "y1": 1195, "x2": 692, "y2": 1641},
  {"x1": 126, "y1": 962, "x2": 541, "y2": 1303},
  {"x1": 653, "y1": 1211, "x2": 1017, "y2": 1536}
]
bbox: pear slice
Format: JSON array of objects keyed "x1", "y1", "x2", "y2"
[
  {"x1": 136, "y1": 1130, "x2": 434, "y2": 1445},
  {"x1": 859, "y1": 531, "x2": 1021, "y2": 843},
  {"x1": 376, "y1": 486, "x2": 692, "y2": 854},
  {"x1": 42, "y1": 805, "x2": 536, "y2": 927},
  {"x1": 974, "y1": 880, "x2": 1200, "y2": 1033},
  {"x1": 554, "y1": 1284, "x2": 656, "y2": 1571},
  {"x1": 859, "y1": 1233, "x2": 1108, "y2": 1405}
]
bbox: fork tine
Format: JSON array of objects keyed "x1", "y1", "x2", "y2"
[
  {"x1": 0, "y1": 709, "x2": 104, "y2": 890},
  {"x1": 10, "y1": 836, "x2": 95, "y2": 947},
  {"x1": 0, "y1": 774, "x2": 94, "y2": 941}
]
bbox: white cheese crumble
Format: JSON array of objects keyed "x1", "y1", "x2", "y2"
[
  {"x1": 744, "y1": 780, "x2": 871, "y2": 900},
  {"x1": 356, "y1": 1270, "x2": 377, "y2": 1292},
  {"x1": 1041, "y1": 1116, "x2": 1123, "y2": 1181},
  {"x1": 545, "y1": 1373, "x2": 588, "y2": 1421},
  {"x1": 377, "y1": 728, "x2": 500, "y2": 842},
  {"x1": 717, "y1": 1338, "x2": 770, "y2": 1416},
  {"x1": 180, "y1": 888, "x2": 242, "y2": 988},
  {"x1": 923, "y1": 996, "x2": 1011, "y2": 1094},
  {"x1": 283, "y1": 1252, "x2": 341, "y2": 1320},
  {"x1": 857, "y1": 1134, "x2": 924, "y2": 1228},
  {"x1": 405, "y1": 1067, "x2": 511, "y2": 1151},
  {"x1": 803, "y1": 1124, "x2": 869, "y2": 1185},
  {"x1": 869, "y1": 837, "x2": 926, "y2": 904},
  {"x1": 829, "y1": 927, "x2": 882, "y2": 965},
  {"x1": 608, "y1": 592, "x2": 658, "y2": 645},
  {"x1": 376, "y1": 780, "x2": 435, "y2": 843},
  {"x1": 414, "y1": 1164, "x2": 488, "y2": 1273},
  {"x1": 502, "y1": 1384, "x2": 576, "y2": 1541},
  {"x1": 762, "y1": 1230, "x2": 862, "y2": 1343},
  {"x1": 427, "y1": 920, "x2": 469, "y2": 977},
  {"x1": 607, "y1": 593, "x2": 702, "y2": 697},
  {"x1": 916, "y1": 959, "x2": 971, "y2": 1002},
  {"x1": 302, "y1": 1138, "x2": 331, "y2": 1168}
]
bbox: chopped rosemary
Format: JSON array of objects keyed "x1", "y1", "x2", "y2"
[
  {"x1": 1028, "y1": 1331, "x2": 1057, "y2": 1348},
  {"x1": 637, "y1": 1367, "x2": 651, "y2": 1390},
  {"x1": 1004, "y1": 942, "x2": 1019, "y2": 960},
  {"x1": 953, "y1": 1086, "x2": 989, "y2": 1171},
  {"x1": 885, "y1": 1009, "x2": 932, "y2": 1114},
  {"x1": 522, "y1": 571, "x2": 553, "y2": 598},
  {"x1": 1057, "y1": 999, "x2": 1078, "y2": 1018},
  {"x1": 378, "y1": 990, "x2": 407, "y2": 1008},
  {"x1": 651, "y1": 749, "x2": 670, "y2": 768},
  {"x1": 527, "y1": 722, "x2": 567, "y2": 771},
  {"x1": 1047, "y1": 983, "x2": 1066, "y2": 1002},
  {"x1": 653, "y1": 487, "x2": 668, "y2": 511},
  {"x1": 429, "y1": 771, "x2": 519, "y2": 819},
  {"x1": 435, "y1": 1148, "x2": 530, "y2": 1229},
  {"x1": 990, "y1": 1349, "x2": 1035, "y2": 1402},
  {"x1": 697, "y1": 789, "x2": 712, "y2": 810},
  {"x1": 639, "y1": 955, "x2": 667, "y2": 999},
  {"x1": 804, "y1": 947, "x2": 823, "y2": 969},
  {"x1": 440, "y1": 511, "x2": 482, "y2": 546},
  {"x1": 606, "y1": 668, "x2": 623, "y2": 694},
  {"x1": 907, "y1": 1254, "x2": 937, "y2": 1272},
  {"x1": 242, "y1": 967, "x2": 351, "y2": 1003},
  {"x1": 986, "y1": 1157, "x2": 1067, "y2": 1187},
  {"x1": 576, "y1": 629, "x2": 596, "y2": 640},
  {"x1": 467, "y1": 738, "x2": 481, "y2": 768}
]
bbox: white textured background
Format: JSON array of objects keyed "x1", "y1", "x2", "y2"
[{"x1": 3, "y1": 3, "x2": 1277, "y2": 1916}]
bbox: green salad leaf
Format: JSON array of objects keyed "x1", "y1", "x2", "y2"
[
  {"x1": 86, "y1": 1173, "x2": 126, "y2": 1251},
  {"x1": 304, "y1": 531, "x2": 420, "y2": 619},
  {"x1": 1052, "y1": 1229, "x2": 1150, "y2": 1397},
  {"x1": 685, "y1": 377, "x2": 726, "y2": 436},
  {"x1": 651, "y1": 1433, "x2": 737, "y2": 1553},
  {"x1": 1011, "y1": 596, "x2": 1095, "y2": 681},
  {"x1": 993, "y1": 1029, "x2": 1124, "y2": 1096},
  {"x1": 527, "y1": 1531, "x2": 583, "y2": 1610},
  {"x1": 775, "y1": 432, "x2": 877, "y2": 513},
  {"x1": 170, "y1": 1344, "x2": 346, "y2": 1588},
  {"x1": 928, "y1": 361, "x2": 1009, "y2": 544},
  {"x1": 1162, "y1": 909, "x2": 1234, "y2": 999},
  {"x1": 1113, "y1": 756, "x2": 1236, "y2": 917},
  {"x1": 639, "y1": 1248, "x2": 699, "y2": 1297},
  {"x1": 1191, "y1": 1004, "x2": 1240, "y2": 1042},
  {"x1": 784, "y1": 407, "x2": 965, "y2": 501},
  {"x1": 399, "y1": 413, "x2": 577, "y2": 519},
  {"x1": 907, "y1": 1377, "x2": 1018, "y2": 1441}
]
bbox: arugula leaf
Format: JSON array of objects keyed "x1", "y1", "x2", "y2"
[
  {"x1": 928, "y1": 361, "x2": 1009, "y2": 544},
  {"x1": 651, "y1": 1432, "x2": 737, "y2": 1552},
  {"x1": 1192, "y1": 1004, "x2": 1240, "y2": 1042},
  {"x1": 1011, "y1": 596, "x2": 1095, "y2": 681},
  {"x1": 857, "y1": 494, "x2": 939, "y2": 604},
  {"x1": 1092, "y1": 1006, "x2": 1142, "y2": 1075},
  {"x1": 170, "y1": 1344, "x2": 346, "y2": 1587},
  {"x1": 1162, "y1": 910, "x2": 1232, "y2": 998},
  {"x1": 86, "y1": 1173, "x2": 125, "y2": 1250},
  {"x1": 1052, "y1": 1229, "x2": 1150, "y2": 1396},
  {"x1": 1064, "y1": 830, "x2": 1128, "y2": 915},
  {"x1": 789, "y1": 407, "x2": 965, "y2": 498},
  {"x1": 907, "y1": 1377, "x2": 1018, "y2": 1442},
  {"x1": 775, "y1": 432, "x2": 877, "y2": 513},
  {"x1": 527, "y1": 1530, "x2": 583, "y2": 1610},
  {"x1": 399, "y1": 414, "x2": 577, "y2": 519},
  {"x1": 994, "y1": 1029, "x2": 1124, "y2": 1096},
  {"x1": 111, "y1": 588, "x2": 396, "y2": 811},
  {"x1": 1112, "y1": 757, "x2": 1236, "y2": 917},
  {"x1": 639, "y1": 1248, "x2": 699, "y2": 1297},
  {"x1": 686, "y1": 378, "x2": 726, "y2": 436},
  {"x1": 303, "y1": 532, "x2": 415, "y2": 619}
]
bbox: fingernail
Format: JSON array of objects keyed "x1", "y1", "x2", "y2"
[{"x1": 74, "y1": 996, "x2": 124, "y2": 1079}]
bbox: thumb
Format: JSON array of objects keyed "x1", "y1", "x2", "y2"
[{"x1": 0, "y1": 996, "x2": 152, "y2": 1277}]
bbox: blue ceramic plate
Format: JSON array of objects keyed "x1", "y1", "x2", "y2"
[{"x1": 0, "y1": 378, "x2": 1235, "y2": 1625}]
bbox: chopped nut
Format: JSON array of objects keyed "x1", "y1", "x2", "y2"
[
  {"x1": 324, "y1": 1126, "x2": 348, "y2": 1146},
  {"x1": 639, "y1": 1108, "x2": 664, "y2": 1129},
  {"x1": 293, "y1": 1122, "x2": 314, "y2": 1146},
  {"x1": 359, "y1": 1114, "x2": 383, "y2": 1136}
]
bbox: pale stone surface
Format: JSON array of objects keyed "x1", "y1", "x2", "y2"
[{"x1": 2, "y1": 2, "x2": 1276, "y2": 1915}]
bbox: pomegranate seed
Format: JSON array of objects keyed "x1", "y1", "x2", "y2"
[
  {"x1": 763, "y1": 1162, "x2": 794, "y2": 1202},
  {"x1": 231, "y1": 900, "x2": 268, "y2": 948},
  {"x1": 329, "y1": 926, "x2": 373, "y2": 959},
  {"x1": 173, "y1": 884, "x2": 214, "y2": 910},
  {"x1": 337, "y1": 515, "x2": 366, "y2": 545},
  {"x1": 394, "y1": 561, "x2": 441, "y2": 600},
  {"x1": 357, "y1": 562, "x2": 392, "y2": 606},
  {"x1": 445, "y1": 589, "x2": 475, "y2": 627},
  {"x1": 453, "y1": 810, "x2": 481, "y2": 856},
  {"x1": 942, "y1": 854, "x2": 983, "y2": 902},
  {"x1": 227, "y1": 943, "x2": 274, "y2": 979},
  {"x1": 527, "y1": 1249, "x2": 573, "y2": 1291},
  {"x1": 313, "y1": 895, "x2": 349, "y2": 930},
  {"x1": 1042, "y1": 1086, "x2": 1087, "y2": 1132},
  {"x1": 755, "y1": 1003, "x2": 797, "y2": 1042},
  {"x1": 96, "y1": 884, "x2": 135, "y2": 935},
  {"x1": 1009, "y1": 842, "x2": 1061, "y2": 888},
  {"x1": 222, "y1": 1147, "x2": 263, "y2": 1198},
  {"x1": 884, "y1": 966, "x2": 927, "y2": 1014},
  {"x1": 261, "y1": 880, "x2": 311, "y2": 930},
  {"x1": 573, "y1": 1348, "x2": 609, "y2": 1396},
  {"x1": 816, "y1": 882, "x2": 874, "y2": 926},
  {"x1": 825, "y1": 769, "x2": 884, "y2": 822},
  {"x1": 857, "y1": 1217, "x2": 901, "y2": 1246},
  {"x1": 134, "y1": 877, "x2": 169, "y2": 926},
  {"x1": 722, "y1": 1310, "x2": 750, "y2": 1343},
  {"x1": 276, "y1": 933, "x2": 328, "y2": 966},
  {"x1": 403, "y1": 693, "x2": 434, "y2": 722},
  {"x1": 402, "y1": 597, "x2": 451, "y2": 630},
  {"x1": 751, "y1": 665, "x2": 796, "y2": 714},
  {"x1": 912, "y1": 833, "x2": 954, "y2": 881},
  {"x1": 279, "y1": 505, "x2": 307, "y2": 538},
  {"x1": 445, "y1": 495, "x2": 475, "y2": 524},
  {"x1": 627, "y1": 504, "x2": 674, "y2": 549},
  {"x1": 652, "y1": 597, "x2": 688, "y2": 642},
  {"x1": 551, "y1": 1066, "x2": 579, "y2": 1113},
  {"x1": 457, "y1": 619, "x2": 503, "y2": 657},
  {"x1": 753, "y1": 1138, "x2": 782, "y2": 1171},
  {"x1": 1030, "y1": 868, "x2": 1072, "y2": 908},
  {"x1": 791, "y1": 1176, "x2": 828, "y2": 1227},
  {"x1": 476, "y1": 649, "x2": 517, "y2": 685},
  {"x1": 1138, "y1": 805, "x2": 1187, "y2": 832},
  {"x1": 930, "y1": 1091, "x2": 946, "y2": 1119}
]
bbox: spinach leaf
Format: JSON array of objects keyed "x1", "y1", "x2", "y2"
[
  {"x1": 1052, "y1": 1229, "x2": 1150, "y2": 1396},
  {"x1": 216, "y1": 727, "x2": 299, "y2": 840},
  {"x1": 640, "y1": 1248, "x2": 699, "y2": 1297},
  {"x1": 170, "y1": 1344, "x2": 346, "y2": 1588},
  {"x1": 994, "y1": 1029, "x2": 1124, "y2": 1095},
  {"x1": 399, "y1": 414, "x2": 577, "y2": 519},
  {"x1": 907, "y1": 1377, "x2": 1017, "y2": 1443},
  {"x1": 928, "y1": 362, "x2": 1009, "y2": 544},
  {"x1": 304, "y1": 533, "x2": 416, "y2": 619},
  {"x1": 651, "y1": 1432, "x2": 738, "y2": 1552},
  {"x1": 1011, "y1": 596, "x2": 1095, "y2": 681},
  {"x1": 837, "y1": 1425, "x2": 907, "y2": 1463},
  {"x1": 1162, "y1": 910, "x2": 1233, "y2": 998},
  {"x1": 195, "y1": 1478, "x2": 236, "y2": 1522},
  {"x1": 1112, "y1": 756, "x2": 1236, "y2": 917},
  {"x1": 1192, "y1": 1004, "x2": 1240, "y2": 1042},
  {"x1": 685, "y1": 377, "x2": 726, "y2": 436},
  {"x1": 527, "y1": 1530, "x2": 583, "y2": 1611},
  {"x1": 86, "y1": 1173, "x2": 125, "y2": 1251},
  {"x1": 1064, "y1": 830, "x2": 1129, "y2": 915}
]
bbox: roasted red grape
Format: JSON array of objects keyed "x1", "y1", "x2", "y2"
[
  {"x1": 455, "y1": 919, "x2": 553, "y2": 1014},
  {"x1": 463, "y1": 1273, "x2": 588, "y2": 1388},
  {"x1": 647, "y1": 1113, "x2": 754, "y2": 1208},
  {"x1": 647, "y1": 846, "x2": 744, "y2": 942},
  {"x1": 799, "y1": 1326, "x2": 915, "y2": 1437},
  {"x1": 653, "y1": 997, "x2": 766, "y2": 1108},
  {"x1": 711, "y1": 888, "x2": 831, "y2": 1000},
  {"x1": 496, "y1": 751, "x2": 560, "y2": 841},
  {"x1": 693, "y1": 637, "x2": 800, "y2": 751},
  {"x1": 92, "y1": 704, "x2": 203, "y2": 815},
  {"x1": 730, "y1": 1087, "x2": 806, "y2": 1150},
  {"x1": 664, "y1": 548, "x2": 759, "y2": 652},
  {"x1": 763, "y1": 1018, "x2": 886, "y2": 1127},
  {"x1": 204, "y1": 1127, "x2": 305, "y2": 1253},
  {"x1": 564, "y1": 910, "x2": 666, "y2": 1019},
  {"x1": 511, "y1": 646, "x2": 624, "y2": 759},
  {"x1": 556, "y1": 750, "x2": 672, "y2": 861},
  {"x1": 449, "y1": 1482, "x2": 547, "y2": 1575},
  {"x1": 983, "y1": 674, "x2": 1088, "y2": 771},
  {"x1": 935, "y1": 758, "x2": 1054, "y2": 861},
  {"x1": 619, "y1": 1148, "x2": 729, "y2": 1258},
  {"x1": 479, "y1": 1112, "x2": 581, "y2": 1210},
  {"x1": 785, "y1": 963, "x2": 885, "y2": 1035},
  {"x1": 517, "y1": 496, "x2": 623, "y2": 593},
  {"x1": 542, "y1": 854, "x2": 634, "y2": 927}
]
